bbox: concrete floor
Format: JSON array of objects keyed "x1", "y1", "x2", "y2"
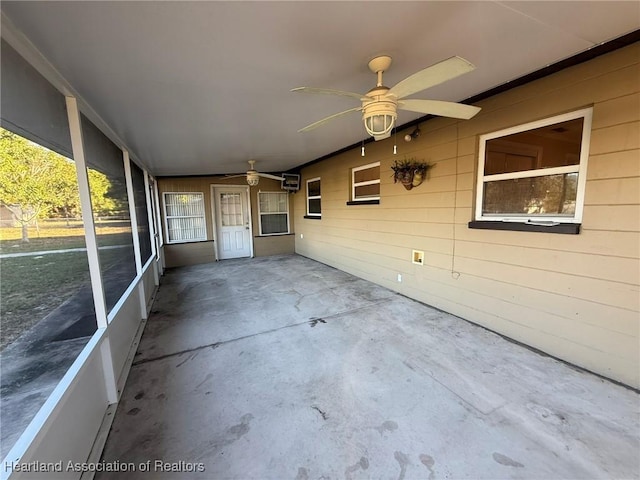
[{"x1": 97, "y1": 254, "x2": 639, "y2": 480}]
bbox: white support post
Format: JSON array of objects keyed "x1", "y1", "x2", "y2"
[
  {"x1": 144, "y1": 172, "x2": 160, "y2": 288},
  {"x1": 123, "y1": 151, "x2": 142, "y2": 276},
  {"x1": 100, "y1": 338, "x2": 119, "y2": 403},
  {"x1": 152, "y1": 179, "x2": 165, "y2": 273},
  {"x1": 65, "y1": 96, "x2": 118, "y2": 401},
  {"x1": 65, "y1": 96, "x2": 108, "y2": 328}
]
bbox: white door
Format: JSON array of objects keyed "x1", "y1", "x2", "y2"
[{"x1": 213, "y1": 186, "x2": 252, "y2": 259}]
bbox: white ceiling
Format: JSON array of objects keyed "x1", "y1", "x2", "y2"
[{"x1": 2, "y1": 1, "x2": 639, "y2": 176}]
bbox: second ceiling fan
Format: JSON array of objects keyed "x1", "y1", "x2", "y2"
[
  {"x1": 292, "y1": 55, "x2": 481, "y2": 141},
  {"x1": 226, "y1": 160, "x2": 285, "y2": 186}
]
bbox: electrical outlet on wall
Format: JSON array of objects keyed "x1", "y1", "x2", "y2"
[
  {"x1": 300, "y1": 234, "x2": 304, "y2": 239},
  {"x1": 397, "y1": 274, "x2": 402, "y2": 283}
]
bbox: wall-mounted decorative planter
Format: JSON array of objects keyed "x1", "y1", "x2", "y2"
[{"x1": 391, "y1": 158, "x2": 432, "y2": 190}]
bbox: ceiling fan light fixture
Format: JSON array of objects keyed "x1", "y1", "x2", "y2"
[
  {"x1": 362, "y1": 100, "x2": 397, "y2": 141},
  {"x1": 246, "y1": 172, "x2": 260, "y2": 186}
]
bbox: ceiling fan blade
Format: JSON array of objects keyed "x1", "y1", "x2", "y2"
[
  {"x1": 298, "y1": 106, "x2": 362, "y2": 132},
  {"x1": 224, "y1": 174, "x2": 247, "y2": 179},
  {"x1": 389, "y1": 56, "x2": 476, "y2": 100},
  {"x1": 257, "y1": 172, "x2": 285, "y2": 181},
  {"x1": 291, "y1": 87, "x2": 365, "y2": 101},
  {"x1": 399, "y1": 99, "x2": 481, "y2": 120}
]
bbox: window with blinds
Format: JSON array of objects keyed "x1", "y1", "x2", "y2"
[
  {"x1": 258, "y1": 191, "x2": 289, "y2": 235},
  {"x1": 163, "y1": 192, "x2": 206, "y2": 243}
]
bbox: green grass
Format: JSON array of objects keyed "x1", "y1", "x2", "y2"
[
  {"x1": 0, "y1": 234, "x2": 87, "y2": 253},
  {"x1": 0, "y1": 224, "x2": 136, "y2": 350},
  {"x1": 1, "y1": 251, "x2": 91, "y2": 349},
  {"x1": 1, "y1": 222, "x2": 133, "y2": 253}
]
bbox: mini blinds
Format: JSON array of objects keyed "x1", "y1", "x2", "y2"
[
  {"x1": 163, "y1": 192, "x2": 206, "y2": 243},
  {"x1": 258, "y1": 192, "x2": 289, "y2": 235}
]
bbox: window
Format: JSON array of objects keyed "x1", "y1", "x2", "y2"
[
  {"x1": 306, "y1": 177, "x2": 321, "y2": 218},
  {"x1": 475, "y1": 108, "x2": 592, "y2": 226},
  {"x1": 163, "y1": 192, "x2": 206, "y2": 243},
  {"x1": 351, "y1": 162, "x2": 380, "y2": 202},
  {"x1": 258, "y1": 191, "x2": 290, "y2": 235}
]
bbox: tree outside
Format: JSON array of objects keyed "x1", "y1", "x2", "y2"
[{"x1": 0, "y1": 128, "x2": 118, "y2": 241}]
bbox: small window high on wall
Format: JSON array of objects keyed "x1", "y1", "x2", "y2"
[
  {"x1": 163, "y1": 192, "x2": 206, "y2": 243},
  {"x1": 351, "y1": 162, "x2": 380, "y2": 202},
  {"x1": 474, "y1": 108, "x2": 592, "y2": 229},
  {"x1": 306, "y1": 178, "x2": 321, "y2": 218}
]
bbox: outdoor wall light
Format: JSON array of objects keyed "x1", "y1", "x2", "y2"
[{"x1": 404, "y1": 126, "x2": 421, "y2": 142}]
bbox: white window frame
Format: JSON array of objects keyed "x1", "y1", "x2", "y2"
[
  {"x1": 352, "y1": 161, "x2": 380, "y2": 201},
  {"x1": 162, "y1": 192, "x2": 207, "y2": 243},
  {"x1": 306, "y1": 177, "x2": 321, "y2": 217},
  {"x1": 257, "y1": 191, "x2": 290, "y2": 236},
  {"x1": 475, "y1": 107, "x2": 592, "y2": 224}
]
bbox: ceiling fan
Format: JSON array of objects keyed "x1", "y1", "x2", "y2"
[
  {"x1": 292, "y1": 55, "x2": 481, "y2": 141},
  {"x1": 226, "y1": 160, "x2": 285, "y2": 186}
]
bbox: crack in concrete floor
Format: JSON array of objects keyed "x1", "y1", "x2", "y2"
[{"x1": 133, "y1": 297, "x2": 394, "y2": 367}]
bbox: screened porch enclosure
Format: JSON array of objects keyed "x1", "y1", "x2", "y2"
[{"x1": 0, "y1": 39, "x2": 161, "y2": 474}]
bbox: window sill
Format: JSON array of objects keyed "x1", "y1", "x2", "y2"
[
  {"x1": 346, "y1": 200, "x2": 380, "y2": 206},
  {"x1": 255, "y1": 233, "x2": 294, "y2": 237},
  {"x1": 304, "y1": 215, "x2": 321, "y2": 220},
  {"x1": 468, "y1": 221, "x2": 580, "y2": 235},
  {"x1": 165, "y1": 239, "x2": 211, "y2": 245}
]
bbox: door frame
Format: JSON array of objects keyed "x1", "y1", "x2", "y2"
[{"x1": 210, "y1": 184, "x2": 254, "y2": 260}]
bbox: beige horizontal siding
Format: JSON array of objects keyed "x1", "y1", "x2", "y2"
[
  {"x1": 294, "y1": 43, "x2": 640, "y2": 387},
  {"x1": 587, "y1": 149, "x2": 640, "y2": 180},
  {"x1": 590, "y1": 121, "x2": 640, "y2": 155},
  {"x1": 453, "y1": 257, "x2": 638, "y2": 311},
  {"x1": 591, "y1": 93, "x2": 640, "y2": 129},
  {"x1": 164, "y1": 241, "x2": 215, "y2": 268},
  {"x1": 454, "y1": 241, "x2": 639, "y2": 285},
  {"x1": 584, "y1": 177, "x2": 640, "y2": 206},
  {"x1": 583, "y1": 205, "x2": 640, "y2": 232},
  {"x1": 254, "y1": 235, "x2": 295, "y2": 257}
]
